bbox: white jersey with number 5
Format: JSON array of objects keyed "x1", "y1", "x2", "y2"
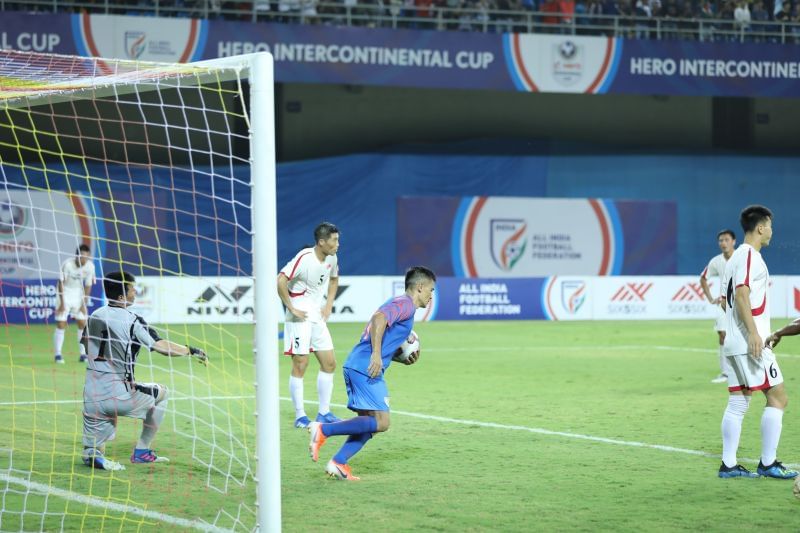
[
  {"x1": 722, "y1": 243, "x2": 769, "y2": 356},
  {"x1": 280, "y1": 248, "x2": 338, "y2": 323}
]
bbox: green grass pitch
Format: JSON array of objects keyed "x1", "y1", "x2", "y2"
[{"x1": 2, "y1": 320, "x2": 800, "y2": 531}]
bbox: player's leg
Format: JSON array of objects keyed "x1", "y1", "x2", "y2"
[
  {"x1": 285, "y1": 322, "x2": 312, "y2": 428},
  {"x1": 75, "y1": 317, "x2": 88, "y2": 362},
  {"x1": 711, "y1": 329, "x2": 727, "y2": 383},
  {"x1": 312, "y1": 322, "x2": 340, "y2": 422},
  {"x1": 755, "y1": 354, "x2": 797, "y2": 478},
  {"x1": 82, "y1": 404, "x2": 125, "y2": 471},
  {"x1": 130, "y1": 384, "x2": 170, "y2": 463},
  {"x1": 53, "y1": 293, "x2": 67, "y2": 363},
  {"x1": 719, "y1": 355, "x2": 757, "y2": 477},
  {"x1": 325, "y1": 410, "x2": 389, "y2": 481}
]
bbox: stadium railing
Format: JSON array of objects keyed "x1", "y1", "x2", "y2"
[{"x1": 2, "y1": 0, "x2": 800, "y2": 43}]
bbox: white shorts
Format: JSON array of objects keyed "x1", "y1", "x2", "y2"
[
  {"x1": 713, "y1": 306, "x2": 725, "y2": 332},
  {"x1": 726, "y1": 348, "x2": 783, "y2": 392},
  {"x1": 283, "y1": 320, "x2": 334, "y2": 356},
  {"x1": 55, "y1": 292, "x2": 86, "y2": 322}
]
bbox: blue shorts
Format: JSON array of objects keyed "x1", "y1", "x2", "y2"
[{"x1": 343, "y1": 367, "x2": 390, "y2": 412}]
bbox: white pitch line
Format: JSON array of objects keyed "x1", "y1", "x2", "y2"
[{"x1": 0, "y1": 472, "x2": 231, "y2": 533}]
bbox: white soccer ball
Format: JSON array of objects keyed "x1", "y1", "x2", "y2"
[{"x1": 393, "y1": 331, "x2": 420, "y2": 363}]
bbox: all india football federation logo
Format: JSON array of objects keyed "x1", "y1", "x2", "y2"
[
  {"x1": 490, "y1": 219, "x2": 527, "y2": 272},
  {"x1": 124, "y1": 31, "x2": 147, "y2": 59},
  {"x1": 552, "y1": 40, "x2": 583, "y2": 86},
  {"x1": 0, "y1": 200, "x2": 27, "y2": 238},
  {"x1": 560, "y1": 280, "x2": 586, "y2": 314}
]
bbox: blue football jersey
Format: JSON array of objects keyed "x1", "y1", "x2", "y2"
[{"x1": 343, "y1": 294, "x2": 416, "y2": 375}]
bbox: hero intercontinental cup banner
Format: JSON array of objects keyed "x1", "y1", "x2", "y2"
[{"x1": 4, "y1": 12, "x2": 800, "y2": 97}]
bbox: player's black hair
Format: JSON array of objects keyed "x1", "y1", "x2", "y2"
[
  {"x1": 314, "y1": 222, "x2": 339, "y2": 244},
  {"x1": 104, "y1": 271, "x2": 135, "y2": 302},
  {"x1": 405, "y1": 266, "x2": 437, "y2": 291},
  {"x1": 76, "y1": 243, "x2": 90, "y2": 255},
  {"x1": 717, "y1": 229, "x2": 736, "y2": 240},
  {"x1": 740, "y1": 205, "x2": 773, "y2": 234}
]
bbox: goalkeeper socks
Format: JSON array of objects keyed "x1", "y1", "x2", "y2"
[
  {"x1": 317, "y1": 370, "x2": 334, "y2": 415},
  {"x1": 321, "y1": 415, "x2": 378, "y2": 437},
  {"x1": 77, "y1": 328, "x2": 86, "y2": 356},
  {"x1": 760, "y1": 406, "x2": 784, "y2": 467},
  {"x1": 137, "y1": 398, "x2": 168, "y2": 449},
  {"x1": 721, "y1": 395, "x2": 750, "y2": 467},
  {"x1": 333, "y1": 432, "x2": 373, "y2": 465},
  {"x1": 289, "y1": 375, "x2": 306, "y2": 418},
  {"x1": 53, "y1": 328, "x2": 65, "y2": 355}
]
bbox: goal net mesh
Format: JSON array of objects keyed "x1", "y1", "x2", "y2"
[{"x1": 0, "y1": 49, "x2": 260, "y2": 532}]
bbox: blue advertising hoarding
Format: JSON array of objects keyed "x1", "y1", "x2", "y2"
[{"x1": 2, "y1": 11, "x2": 800, "y2": 97}]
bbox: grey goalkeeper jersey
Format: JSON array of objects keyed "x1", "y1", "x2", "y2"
[{"x1": 83, "y1": 304, "x2": 156, "y2": 401}]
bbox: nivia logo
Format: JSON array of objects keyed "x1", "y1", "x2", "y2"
[
  {"x1": 610, "y1": 283, "x2": 653, "y2": 302},
  {"x1": 189, "y1": 284, "x2": 253, "y2": 316},
  {"x1": 671, "y1": 283, "x2": 705, "y2": 302},
  {"x1": 195, "y1": 285, "x2": 251, "y2": 303}
]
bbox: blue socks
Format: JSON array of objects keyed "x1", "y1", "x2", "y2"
[
  {"x1": 333, "y1": 432, "x2": 373, "y2": 465},
  {"x1": 321, "y1": 415, "x2": 377, "y2": 437}
]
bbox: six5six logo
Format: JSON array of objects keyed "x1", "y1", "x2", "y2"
[
  {"x1": 668, "y1": 282, "x2": 709, "y2": 315},
  {"x1": 607, "y1": 282, "x2": 652, "y2": 315}
]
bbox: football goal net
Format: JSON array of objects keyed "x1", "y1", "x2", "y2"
[{"x1": 0, "y1": 50, "x2": 279, "y2": 532}]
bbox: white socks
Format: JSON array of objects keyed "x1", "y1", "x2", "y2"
[
  {"x1": 760, "y1": 406, "x2": 783, "y2": 467},
  {"x1": 137, "y1": 397, "x2": 167, "y2": 449},
  {"x1": 718, "y1": 346, "x2": 726, "y2": 375},
  {"x1": 289, "y1": 375, "x2": 306, "y2": 419},
  {"x1": 317, "y1": 371, "x2": 335, "y2": 415},
  {"x1": 53, "y1": 328, "x2": 65, "y2": 355},
  {"x1": 721, "y1": 395, "x2": 750, "y2": 468},
  {"x1": 77, "y1": 328, "x2": 86, "y2": 356}
]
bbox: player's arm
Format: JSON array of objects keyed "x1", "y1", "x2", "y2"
[
  {"x1": 322, "y1": 275, "x2": 337, "y2": 321},
  {"x1": 56, "y1": 278, "x2": 65, "y2": 313},
  {"x1": 735, "y1": 284, "x2": 762, "y2": 360},
  {"x1": 766, "y1": 318, "x2": 800, "y2": 349},
  {"x1": 366, "y1": 311, "x2": 389, "y2": 378},
  {"x1": 151, "y1": 340, "x2": 208, "y2": 365},
  {"x1": 134, "y1": 319, "x2": 207, "y2": 365},
  {"x1": 277, "y1": 273, "x2": 308, "y2": 320},
  {"x1": 699, "y1": 273, "x2": 716, "y2": 304}
]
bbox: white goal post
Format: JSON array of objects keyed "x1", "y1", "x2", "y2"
[{"x1": 0, "y1": 50, "x2": 280, "y2": 532}]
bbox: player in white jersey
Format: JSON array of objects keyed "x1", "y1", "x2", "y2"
[
  {"x1": 277, "y1": 222, "x2": 342, "y2": 428},
  {"x1": 54, "y1": 244, "x2": 96, "y2": 364},
  {"x1": 717, "y1": 205, "x2": 797, "y2": 480},
  {"x1": 700, "y1": 229, "x2": 736, "y2": 383},
  {"x1": 81, "y1": 271, "x2": 207, "y2": 471}
]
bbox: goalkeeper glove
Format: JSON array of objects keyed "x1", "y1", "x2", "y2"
[{"x1": 187, "y1": 345, "x2": 208, "y2": 366}]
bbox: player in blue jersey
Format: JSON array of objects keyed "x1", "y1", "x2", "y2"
[{"x1": 307, "y1": 266, "x2": 436, "y2": 481}]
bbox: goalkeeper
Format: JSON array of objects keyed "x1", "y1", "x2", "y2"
[{"x1": 81, "y1": 271, "x2": 208, "y2": 471}]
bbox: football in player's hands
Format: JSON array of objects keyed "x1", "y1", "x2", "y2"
[{"x1": 392, "y1": 331, "x2": 420, "y2": 364}]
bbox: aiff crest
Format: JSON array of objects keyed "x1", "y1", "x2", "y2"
[
  {"x1": 490, "y1": 219, "x2": 527, "y2": 271},
  {"x1": 560, "y1": 280, "x2": 586, "y2": 314}
]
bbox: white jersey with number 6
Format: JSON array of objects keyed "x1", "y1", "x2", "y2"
[
  {"x1": 722, "y1": 243, "x2": 769, "y2": 357},
  {"x1": 280, "y1": 248, "x2": 338, "y2": 323}
]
